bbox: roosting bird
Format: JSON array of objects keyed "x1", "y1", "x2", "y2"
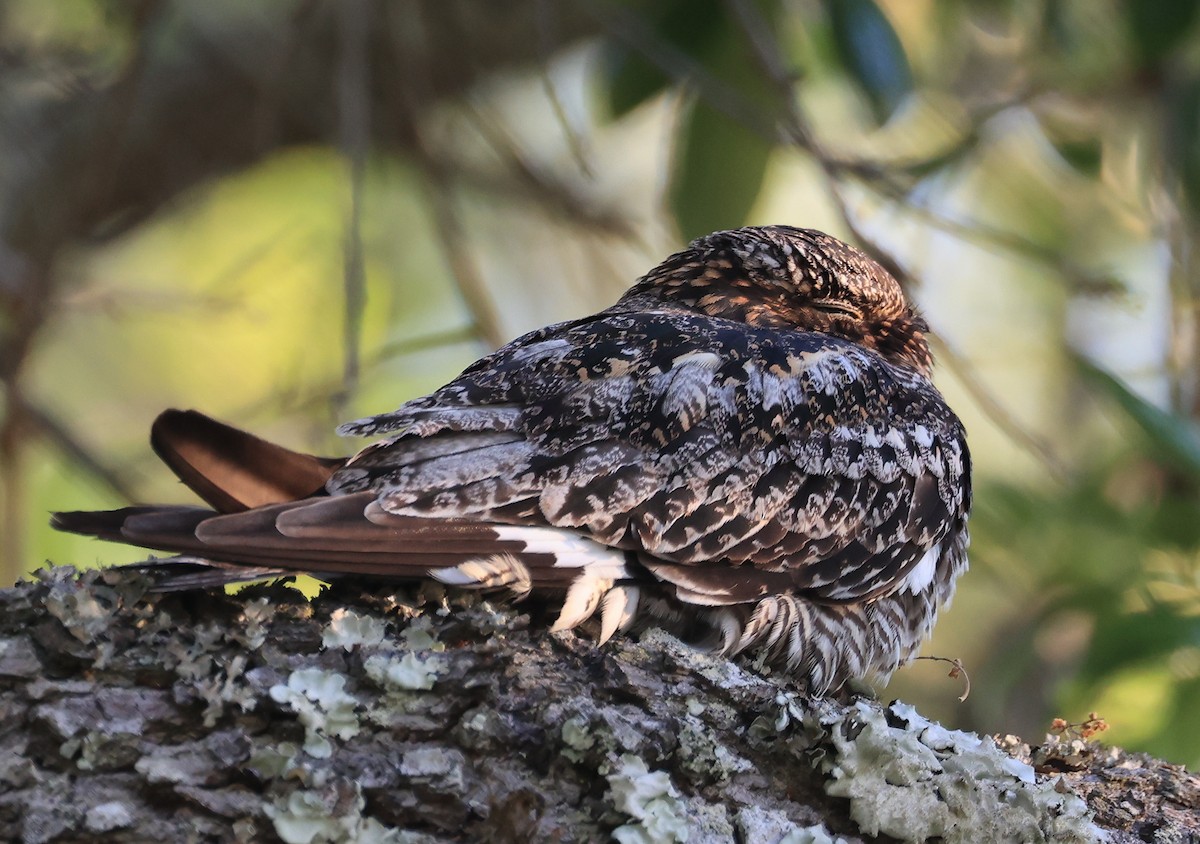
[{"x1": 53, "y1": 226, "x2": 970, "y2": 694}]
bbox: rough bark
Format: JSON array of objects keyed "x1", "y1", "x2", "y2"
[{"x1": 0, "y1": 566, "x2": 1196, "y2": 843}]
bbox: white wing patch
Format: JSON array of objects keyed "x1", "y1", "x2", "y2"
[
  {"x1": 902, "y1": 543, "x2": 941, "y2": 595},
  {"x1": 430, "y1": 554, "x2": 532, "y2": 597},
  {"x1": 492, "y1": 525, "x2": 627, "y2": 569},
  {"x1": 433, "y1": 526, "x2": 635, "y2": 640}
]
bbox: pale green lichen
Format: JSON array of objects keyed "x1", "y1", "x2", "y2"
[
  {"x1": 266, "y1": 784, "x2": 400, "y2": 844},
  {"x1": 43, "y1": 586, "x2": 112, "y2": 643},
  {"x1": 40, "y1": 569, "x2": 121, "y2": 666},
  {"x1": 340, "y1": 614, "x2": 444, "y2": 695},
  {"x1": 735, "y1": 806, "x2": 849, "y2": 844},
  {"x1": 229, "y1": 597, "x2": 274, "y2": 650},
  {"x1": 561, "y1": 715, "x2": 596, "y2": 762},
  {"x1": 607, "y1": 754, "x2": 690, "y2": 844},
  {"x1": 460, "y1": 709, "x2": 493, "y2": 734},
  {"x1": 778, "y1": 825, "x2": 849, "y2": 844},
  {"x1": 84, "y1": 801, "x2": 134, "y2": 834},
  {"x1": 677, "y1": 714, "x2": 752, "y2": 784},
  {"x1": 791, "y1": 699, "x2": 1101, "y2": 844},
  {"x1": 163, "y1": 625, "x2": 260, "y2": 727},
  {"x1": 399, "y1": 747, "x2": 465, "y2": 788},
  {"x1": 134, "y1": 750, "x2": 200, "y2": 785},
  {"x1": 245, "y1": 741, "x2": 303, "y2": 780},
  {"x1": 363, "y1": 652, "x2": 440, "y2": 691},
  {"x1": 469, "y1": 600, "x2": 522, "y2": 634},
  {"x1": 195, "y1": 653, "x2": 259, "y2": 726},
  {"x1": 59, "y1": 731, "x2": 107, "y2": 771},
  {"x1": 399, "y1": 617, "x2": 444, "y2": 652},
  {"x1": 166, "y1": 624, "x2": 225, "y2": 682},
  {"x1": 269, "y1": 669, "x2": 360, "y2": 758},
  {"x1": 322, "y1": 609, "x2": 387, "y2": 651}
]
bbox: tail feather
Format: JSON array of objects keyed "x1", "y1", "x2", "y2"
[
  {"x1": 52, "y1": 498, "x2": 624, "y2": 589},
  {"x1": 51, "y1": 507, "x2": 209, "y2": 543},
  {"x1": 150, "y1": 409, "x2": 343, "y2": 513},
  {"x1": 119, "y1": 556, "x2": 296, "y2": 592},
  {"x1": 52, "y1": 409, "x2": 643, "y2": 629}
]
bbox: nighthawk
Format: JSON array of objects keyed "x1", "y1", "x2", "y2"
[{"x1": 54, "y1": 226, "x2": 970, "y2": 694}]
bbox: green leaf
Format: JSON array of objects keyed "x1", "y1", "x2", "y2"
[
  {"x1": 1074, "y1": 606, "x2": 1199, "y2": 686},
  {"x1": 669, "y1": 98, "x2": 773, "y2": 240},
  {"x1": 897, "y1": 132, "x2": 980, "y2": 178},
  {"x1": 1123, "y1": 0, "x2": 1200, "y2": 68},
  {"x1": 1078, "y1": 358, "x2": 1200, "y2": 478},
  {"x1": 605, "y1": 48, "x2": 670, "y2": 119},
  {"x1": 824, "y1": 0, "x2": 913, "y2": 123},
  {"x1": 659, "y1": 0, "x2": 784, "y2": 238},
  {"x1": 601, "y1": 0, "x2": 727, "y2": 119},
  {"x1": 1053, "y1": 138, "x2": 1103, "y2": 177},
  {"x1": 1145, "y1": 678, "x2": 1200, "y2": 767},
  {"x1": 1165, "y1": 75, "x2": 1200, "y2": 218}
]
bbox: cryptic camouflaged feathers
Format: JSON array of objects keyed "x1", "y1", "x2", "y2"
[{"x1": 54, "y1": 226, "x2": 970, "y2": 694}]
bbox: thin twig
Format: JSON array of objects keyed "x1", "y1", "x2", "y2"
[
  {"x1": 251, "y1": 0, "x2": 323, "y2": 150},
  {"x1": 334, "y1": 0, "x2": 371, "y2": 417},
  {"x1": 579, "y1": 0, "x2": 779, "y2": 141},
  {"x1": 248, "y1": 324, "x2": 482, "y2": 421},
  {"x1": 395, "y1": 0, "x2": 507, "y2": 351},
  {"x1": 864, "y1": 175, "x2": 1125, "y2": 297},
  {"x1": 15, "y1": 395, "x2": 141, "y2": 502},
  {"x1": 372, "y1": 324, "x2": 480, "y2": 363},
  {"x1": 460, "y1": 102, "x2": 637, "y2": 237},
  {"x1": 0, "y1": 389, "x2": 27, "y2": 586},
  {"x1": 0, "y1": 1, "x2": 165, "y2": 582},
  {"x1": 913, "y1": 655, "x2": 972, "y2": 702},
  {"x1": 724, "y1": 0, "x2": 1118, "y2": 299},
  {"x1": 536, "y1": 0, "x2": 595, "y2": 179},
  {"x1": 417, "y1": 165, "x2": 508, "y2": 350},
  {"x1": 724, "y1": 0, "x2": 1068, "y2": 479},
  {"x1": 929, "y1": 334, "x2": 1069, "y2": 482}
]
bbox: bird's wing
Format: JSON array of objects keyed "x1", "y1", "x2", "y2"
[{"x1": 332, "y1": 310, "x2": 970, "y2": 605}]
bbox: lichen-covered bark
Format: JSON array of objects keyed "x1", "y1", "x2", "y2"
[{"x1": 0, "y1": 567, "x2": 1195, "y2": 843}]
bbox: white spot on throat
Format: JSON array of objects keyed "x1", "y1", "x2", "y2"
[{"x1": 903, "y1": 543, "x2": 941, "y2": 595}]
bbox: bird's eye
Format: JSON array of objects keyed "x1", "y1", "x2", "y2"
[{"x1": 811, "y1": 300, "x2": 862, "y2": 319}]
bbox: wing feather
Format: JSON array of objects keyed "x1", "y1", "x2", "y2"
[
  {"x1": 330, "y1": 311, "x2": 969, "y2": 606},
  {"x1": 75, "y1": 313, "x2": 965, "y2": 607}
]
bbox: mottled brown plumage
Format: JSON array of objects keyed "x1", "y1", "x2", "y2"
[{"x1": 53, "y1": 226, "x2": 970, "y2": 693}]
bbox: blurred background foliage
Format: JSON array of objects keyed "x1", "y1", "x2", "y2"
[{"x1": 2, "y1": 0, "x2": 1200, "y2": 766}]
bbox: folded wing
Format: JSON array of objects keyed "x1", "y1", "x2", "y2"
[{"x1": 55, "y1": 312, "x2": 967, "y2": 625}]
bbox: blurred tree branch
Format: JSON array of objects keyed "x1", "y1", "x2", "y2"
[{"x1": 0, "y1": 0, "x2": 608, "y2": 582}]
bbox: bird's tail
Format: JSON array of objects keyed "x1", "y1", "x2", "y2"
[
  {"x1": 147, "y1": 408, "x2": 345, "y2": 513},
  {"x1": 51, "y1": 410, "x2": 635, "y2": 613}
]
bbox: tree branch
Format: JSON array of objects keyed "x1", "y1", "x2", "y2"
[{"x1": 0, "y1": 567, "x2": 1192, "y2": 842}]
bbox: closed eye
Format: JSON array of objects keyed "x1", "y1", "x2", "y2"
[{"x1": 811, "y1": 299, "x2": 863, "y2": 319}]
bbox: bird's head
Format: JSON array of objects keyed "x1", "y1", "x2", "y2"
[{"x1": 619, "y1": 226, "x2": 933, "y2": 375}]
